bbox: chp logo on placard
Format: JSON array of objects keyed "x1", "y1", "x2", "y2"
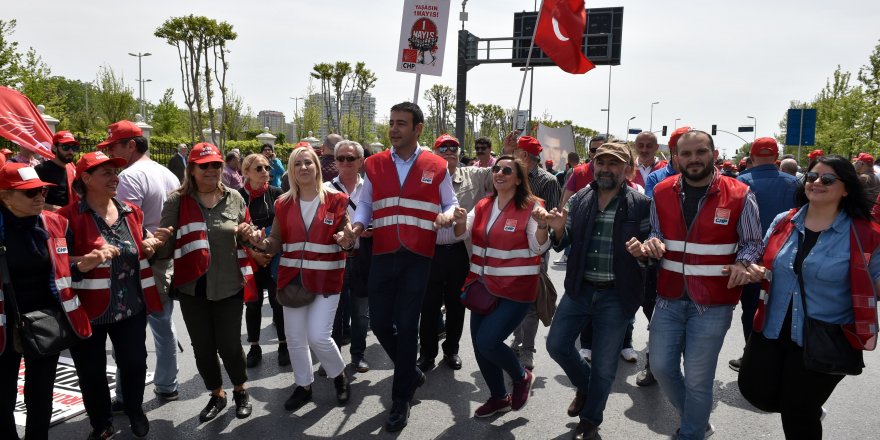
[{"x1": 397, "y1": 0, "x2": 450, "y2": 76}]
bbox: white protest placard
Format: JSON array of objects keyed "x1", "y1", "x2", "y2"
[{"x1": 396, "y1": 0, "x2": 451, "y2": 77}]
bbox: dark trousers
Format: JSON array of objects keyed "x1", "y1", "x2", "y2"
[
  {"x1": 332, "y1": 280, "x2": 352, "y2": 342},
  {"x1": 0, "y1": 324, "x2": 60, "y2": 440},
  {"x1": 739, "y1": 283, "x2": 761, "y2": 342},
  {"x1": 178, "y1": 293, "x2": 248, "y2": 390},
  {"x1": 339, "y1": 255, "x2": 371, "y2": 361},
  {"x1": 738, "y1": 329, "x2": 844, "y2": 439},
  {"x1": 471, "y1": 298, "x2": 531, "y2": 398},
  {"x1": 419, "y1": 242, "x2": 469, "y2": 360},
  {"x1": 245, "y1": 266, "x2": 285, "y2": 343},
  {"x1": 70, "y1": 311, "x2": 148, "y2": 431},
  {"x1": 368, "y1": 250, "x2": 431, "y2": 402}
]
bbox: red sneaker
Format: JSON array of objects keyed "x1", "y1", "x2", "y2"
[
  {"x1": 511, "y1": 369, "x2": 534, "y2": 410},
  {"x1": 474, "y1": 395, "x2": 512, "y2": 418}
]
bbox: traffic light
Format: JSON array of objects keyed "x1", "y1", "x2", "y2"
[
  {"x1": 711, "y1": 124, "x2": 717, "y2": 136},
  {"x1": 661, "y1": 126, "x2": 667, "y2": 136}
]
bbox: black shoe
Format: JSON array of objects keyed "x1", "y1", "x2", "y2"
[
  {"x1": 284, "y1": 386, "x2": 312, "y2": 411},
  {"x1": 443, "y1": 353, "x2": 462, "y2": 370},
  {"x1": 198, "y1": 393, "x2": 227, "y2": 422},
  {"x1": 728, "y1": 357, "x2": 742, "y2": 372},
  {"x1": 567, "y1": 391, "x2": 586, "y2": 417},
  {"x1": 385, "y1": 400, "x2": 410, "y2": 432},
  {"x1": 340, "y1": 334, "x2": 352, "y2": 346},
  {"x1": 637, "y1": 356, "x2": 657, "y2": 387},
  {"x1": 246, "y1": 345, "x2": 262, "y2": 368},
  {"x1": 334, "y1": 373, "x2": 351, "y2": 405},
  {"x1": 417, "y1": 357, "x2": 435, "y2": 372},
  {"x1": 317, "y1": 365, "x2": 327, "y2": 377},
  {"x1": 129, "y1": 411, "x2": 149, "y2": 438},
  {"x1": 573, "y1": 419, "x2": 599, "y2": 440},
  {"x1": 278, "y1": 343, "x2": 290, "y2": 366},
  {"x1": 353, "y1": 358, "x2": 370, "y2": 373},
  {"x1": 232, "y1": 389, "x2": 253, "y2": 419},
  {"x1": 416, "y1": 369, "x2": 426, "y2": 389},
  {"x1": 153, "y1": 388, "x2": 179, "y2": 402},
  {"x1": 86, "y1": 425, "x2": 116, "y2": 440},
  {"x1": 110, "y1": 398, "x2": 125, "y2": 414}
]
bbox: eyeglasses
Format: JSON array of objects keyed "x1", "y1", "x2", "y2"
[
  {"x1": 805, "y1": 172, "x2": 839, "y2": 186},
  {"x1": 254, "y1": 165, "x2": 272, "y2": 172},
  {"x1": 436, "y1": 145, "x2": 459, "y2": 153},
  {"x1": 59, "y1": 144, "x2": 80, "y2": 152},
  {"x1": 474, "y1": 146, "x2": 488, "y2": 152},
  {"x1": 22, "y1": 187, "x2": 48, "y2": 198},
  {"x1": 336, "y1": 155, "x2": 359, "y2": 162},
  {"x1": 589, "y1": 147, "x2": 599, "y2": 153},
  {"x1": 491, "y1": 165, "x2": 514, "y2": 176},
  {"x1": 197, "y1": 162, "x2": 223, "y2": 170}
]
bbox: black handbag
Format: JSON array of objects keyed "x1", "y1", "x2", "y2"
[{"x1": 0, "y1": 243, "x2": 78, "y2": 359}]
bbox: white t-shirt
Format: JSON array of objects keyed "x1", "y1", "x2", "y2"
[
  {"x1": 117, "y1": 158, "x2": 181, "y2": 233},
  {"x1": 299, "y1": 197, "x2": 320, "y2": 230}
]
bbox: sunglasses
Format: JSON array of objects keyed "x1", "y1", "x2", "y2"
[
  {"x1": 22, "y1": 187, "x2": 48, "y2": 198},
  {"x1": 437, "y1": 145, "x2": 459, "y2": 153},
  {"x1": 336, "y1": 155, "x2": 358, "y2": 162},
  {"x1": 805, "y1": 172, "x2": 839, "y2": 186},
  {"x1": 59, "y1": 144, "x2": 80, "y2": 152},
  {"x1": 474, "y1": 146, "x2": 488, "y2": 152},
  {"x1": 197, "y1": 162, "x2": 223, "y2": 170},
  {"x1": 492, "y1": 165, "x2": 514, "y2": 176},
  {"x1": 254, "y1": 165, "x2": 272, "y2": 172}
]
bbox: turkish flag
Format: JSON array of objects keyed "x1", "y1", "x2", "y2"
[
  {"x1": 534, "y1": 0, "x2": 595, "y2": 74},
  {"x1": 0, "y1": 86, "x2": 55, "y2": 159}
]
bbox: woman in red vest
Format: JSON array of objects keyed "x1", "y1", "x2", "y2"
[
  {"x1": 156, "y1": 142, "x2": 257, "y2": 422},
  {"x1": 250, "y1": 145, "x2": 351, "y2": 412},
  {"x1": 454, "y1": 155, "x2": 551, "y2": 418},
  {"x1": 0, "y1": 163, "x2": 91, "y2": 440},
  {"x1": 60, "y1": 152, "x2": 170, "y2": 439},
  {"x1": 738, "y1": 155, "x2": 880, "y2": 439}
]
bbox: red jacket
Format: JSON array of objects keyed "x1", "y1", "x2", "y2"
[
  {"x1": 463, "y1": 197, "x2": 542, "y2": 302},
  {"x1": 654, "y1": 173, "x2": 749, "y2": 305},
  {"x1": 568, "y1": 163, "x2": 594, "y2": 192},
  {"x1": 60, "y1": 201, "x2": 162, "y2": 319},
  {"x1": 275, "y1": 192, "x2": 348, "y2": 295},
  {"x1": 365, "y1": 149, "x2": 447, "y2": 258},
  {"x1": 756, "y1": 208, "x2": 880, "y2": 351},
  {"x1": 0, "y1": 211, "x2": 91, "y2": 354},
  {"x1": 632, "y1": 158, "x2": 668, "y2": 187}
]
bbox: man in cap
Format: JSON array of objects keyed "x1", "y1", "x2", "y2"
[
  {"x1": 854, "y1": 153, "x2": 880, "y2": 198},
  {"x1": 167, "y1": 143, "x2": 188, "y2": 182},
  {"x1": 510, "y1": 135, "x2": 561, "y2": 370},
  {"x1": 545, "y1": 142, "x2": 652, "y2": 440},
  {"x1": 98, "y1": 120, "x2": 183, "y2": 408},
  {"x1": 35, "y1": 130, "x2": 79, "y2": 211}
]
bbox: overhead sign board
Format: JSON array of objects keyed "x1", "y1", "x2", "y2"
[{"x1": 785, "y1": 108, "x2": 817, "y2": 146}]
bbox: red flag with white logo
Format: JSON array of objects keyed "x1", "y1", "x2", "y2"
[
  {"x1": 534, "y1": 0, "x2": 595, "y2": 74},
  {"x1": 0, "y1": 86, "x2": 55, "y2": 159}
]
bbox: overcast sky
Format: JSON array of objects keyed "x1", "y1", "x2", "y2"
[{"x1": 6, "y1": 0, "x2": 879, "y2": 157}]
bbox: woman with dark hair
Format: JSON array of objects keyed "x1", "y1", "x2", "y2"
[
  {"x1": 453, "y1": 155, "x2": 550, "y2": 417},
  {"x1": 738, "y1": 154, "x2": 880, "y2": 439}
]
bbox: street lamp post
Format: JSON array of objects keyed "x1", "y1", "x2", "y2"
[
  {"x1": 674, "y1": 118, "x2": 681, "y2": 129},
  {"x1": 625, "y1": 116, "x2": 636, "y2": 142},
  {"x1": 290, "y1": 97, "x2": 304, "y2": 140},
  {"x1": 649, "y1": 101, "x2": 660, "y2": 132},
  {"x1": 601, "y1": 108, "x2": 609, "y2": 137},
  {"x1": 520, "y1": 67, "x2": 534, "y2": 135},
  {"x1": 137, "y1": 79, "x2": 152, "y2": 116},
  {"x1": 747, "y1": 115, "x2": 757, "y2": 142},
  {"x1": 128, "y1": 52, "x2": 152, "y2": 116}
]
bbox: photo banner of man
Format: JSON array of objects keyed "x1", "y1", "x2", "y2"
[
  {"x1": 536, "y1": 123, "x2": 575, "y2": 173},
  {"x1": 396, "y1": 0, "x2": 451, "y2": 76}
]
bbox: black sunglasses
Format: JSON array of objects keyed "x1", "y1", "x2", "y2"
[
  {"x1": 805, "y1": 172, "x2": 839, "y2": 186},
  {"x1": 254, "y1": 165, "x2": 272, "y2": 172},
  {"x1": 437, "y1": 145, "x2": 459, "y2": 153},
  {"x1": 197, "y1": 162, "x2": 223, "y2": 170},
  {"x1": 492, "y1": 165, "x2": 514, "y2": 176},
  {"x1": 336, "y1": 155, "x2": 358, "y2": 162},
  {"x1": 22, "y1": 187, "x2": 48, "y2": 198},
  {"x1": 59, "y1": 144, "x2": 80, "y2": 152},
  {"x1": 474, "y1": 146, "x2": 488, "y2": 152}
]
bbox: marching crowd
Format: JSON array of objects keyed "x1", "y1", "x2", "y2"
[{"x1": 1, "y1": 101, "x2": 878, "y2": 440}]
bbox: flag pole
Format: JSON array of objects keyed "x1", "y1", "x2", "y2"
[{"x1": 514, "y1": 1, "x2": 545, "y2": 133}]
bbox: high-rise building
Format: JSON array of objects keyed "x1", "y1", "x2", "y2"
[
  {"x1": 306, "y1": 92, "x2": 376, "y2": 140},
  {"x1": 257, "y1": 110, "x2": 286, "y2": 133}
]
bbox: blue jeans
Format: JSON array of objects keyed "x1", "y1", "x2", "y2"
[
  {"x1": 547, "y1": 285, "x2": 631, "y2": 426},
  {"x1": 471, "y1": 298, "x2": 530, "y2": 399},
  {"x1": 649, "y1": 300, "x2": 734, "y2": 440}
]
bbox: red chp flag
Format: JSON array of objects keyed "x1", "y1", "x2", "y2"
[
  {"x1": 534, "y1": 0, "x2": 595, "y2": 74},
  {"x1": 0, "y1": 86, "x2": 55, "y2": 159}
]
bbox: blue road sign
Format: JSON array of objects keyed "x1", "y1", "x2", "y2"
[
  {"x1": 628, "y1": 128, "x2": 641, "y2": 135},
  {"x1": 738, "y1": 126, "x2": 755, "y2": 133},
  {"x1": 785, "y1": 108, "x2": 817, "y2": 146}
]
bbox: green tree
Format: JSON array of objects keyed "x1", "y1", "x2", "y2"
[
  {"x1": 94, "y1": 66, "x2": 137, "y2": 125},
  {"x1": 153, "y1": 88, "x2": 183, "y2": 136},
  {"x1": 423, "y1": 84, "x2": 454, "y2": 138},
  {"x1": 858, "y1": 40, "x2": 880, "y2": 149},
  {"x1": 15, "y1": 48, "x2": 65, "y2": 120},
  {"x1": 331, "y1": 61, "x2": 352, "y2": 136},
  {"x1": 353, "y1": 62, "x2": 377, "y2": 142},
  {"x1": 0, "y1": 19, "x2": 20, "y2": 86},
  {"x1": 310, "y1": 63, "x2": 334, "y2": 132}
]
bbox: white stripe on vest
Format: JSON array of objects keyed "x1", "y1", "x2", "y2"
[
  {"x1": 663, "y1": 239, "x2": 738, "y2": 255},
  {"x1": 471, "y1": 245, "x2": 535, "y2": 260},
  {"x1": 373, "y1": 196, "x2": 440, "y2": 213},
  {"x1": 660, "y1": 259, "x2": 726, "y2": 276},
  {"x1": 373, "y1": 215, "x2": 435, "y2": 231},
  {"x1": 177, "y1": 221, "x2": 207, "y2": 237},
  {"x1": 174, "y1": 239, "x2": 210, "y2": 259},
  {"x1": 279, "y1": 258, "x2": 346, "y2": 271},
  {"x1": 282, "y1": 242, "x2": 341, "y2": 254},
  {"x1": 72, "y1": 278, "x2": 111, "y2": 290},
  {"x1": 62, "y1": 296, "x2": 81, "y2": 312},
  {"x1": 55, "y1": 276, "x2": 72, "y2": 290},
  {"x1": 469, "y1": 263, "x2": 541, "y2": 277}
]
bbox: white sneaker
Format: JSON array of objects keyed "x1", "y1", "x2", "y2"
[
  {"x1": 579, "y1": 348, "x2": 591, "y2": 362},
  {"x1": 620, "y1": 348, "x2": 638, "y2": 363},
  {"x1": 554, "y1": 255, "x2": 568, "y2": 264},
  {"x1": 820, "y1": 406, "x2": 827, "y2": 422}
]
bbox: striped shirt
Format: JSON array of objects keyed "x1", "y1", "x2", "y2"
[{"x1": 528, "y1": 166, "x2": 561, "y2": 214}]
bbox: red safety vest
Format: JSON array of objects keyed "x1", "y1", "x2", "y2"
[
  {"x1": 0, "y1": 211, "x2": 92, "y2": 355},
  {"x1": 64, "y1": 163, "x2": 79, "y2": 208},
  {"x1": 463, "y1": 197, "x2": 542, "y2": 303},
  {"x1": 60, "y1": 201, "x2": 162, "y2": 319},
  {"x1": 632, "y1": 158, "x2": 668, "y2": 187},
  {"x1": 365, "y1": 149, "x2": 447, "y2": 258},
  {"x1": 755, "y1": 208, "x2": 880, "y2": 351},
  {"x1": 275, "y1": 192, "x2": 348, "y2": 295},
  {"x1": 172, "y1": 194, "x2": 257, "y2": 301},
  {"x1": 654, "y1": 173, "x2": 749, "y2": 305},
  {"x1": 569, "y1": 163, "x2": 594, "y2": 192}
]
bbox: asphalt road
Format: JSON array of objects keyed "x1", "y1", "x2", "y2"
[{"x1": 40, "y1": 249, "x2": 880, "y2": 439}]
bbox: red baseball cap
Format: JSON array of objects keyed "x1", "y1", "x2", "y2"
[
  {"x1": 52, "y1": 130, "x2": 80, "y2": 146},
  {"x1": 97, "y1": 120, "x2": 143, "y2": 150},
  {"x1": 516, "y1": 136, "x2": 542, "y2": 156},
  {"x1": 808, "y1": 149, "x2": 824, "y2": 161},
  {"x1": 545, "y1": 159, "x2": 554, "y2": 167},
  {"x1": 188, "y1": 142, "x2": 223, "y2": 164},
  {"x1": 750, "y1": 137, "x2": 779, "y2": 158},
  {"x1": 433, "y1": 134, "x2": 459, "y2": 149},
  {"x1": 295, "y1": 141, "x2": 313, "y2": 148},
  {"x1": 75, "y1": 151, "x2": 128, "y2": 175},
  {"x1": 0, "y1": 148, "x2": 12, "y2": 156},
  {"x1": 668, "y1": 126, "x2": 691, "y2": 153},
  {"x1": 0, "y1": 163, "x2": 56, "y2": 190},
  {"x1": 856, "y1": 153, "x2": 874, "y2": 164},
  {"x1": 722, "y1": 160, "x2": 733, "y2": 169}
]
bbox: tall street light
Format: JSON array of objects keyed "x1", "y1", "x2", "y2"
[
  {"x1": 674, "y1": 118, "x2": 681, "y2": 129},
  {"x1": 290, "y1": 97, "x2": 304, "y2": 140},
  {"x1": 649, "y1": 101, "x2": 660, "y2": 132},
  {"x1": 600, "y1": 108, "x2": 609, "y2": 138},
  {"x1": 128, "y1": 52, "x2": 152, "y2": 116},
  {"x1": 747, "y1": 115, "x2": 757, "y2": 142},
  {"x1": 625, "y1": 116, "x2": 636, "y2": 142},
  {"x1": 137, "y1": 79, "x2": 152, "y2": 116}
]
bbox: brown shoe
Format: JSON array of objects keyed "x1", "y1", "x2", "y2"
[{"x1": 567, "y1": 391, "x2": 586, "y2": 417}]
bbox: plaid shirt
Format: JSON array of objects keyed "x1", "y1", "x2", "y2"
[{"x1": 582, "y1": 195, "x2": 618, "y2": 282}]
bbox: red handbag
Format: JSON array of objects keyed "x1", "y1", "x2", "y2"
[{"x1": 461, "y1": 280, "x2": 498, "y2": 315}]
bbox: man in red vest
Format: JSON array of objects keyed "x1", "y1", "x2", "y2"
[
  {"x1": 626, "y1": 130, "x2": 764, "y2": 439},
  {"x1": 632, "y1": 132, "x2": 667, "y2": 188},
  {"x1": 342, "y1": 102, "x2": 459, "y2": 433}
]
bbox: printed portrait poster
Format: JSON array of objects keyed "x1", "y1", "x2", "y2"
[{"x1": 396, "y1": 0, "x2": 451, "y2": 76}]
